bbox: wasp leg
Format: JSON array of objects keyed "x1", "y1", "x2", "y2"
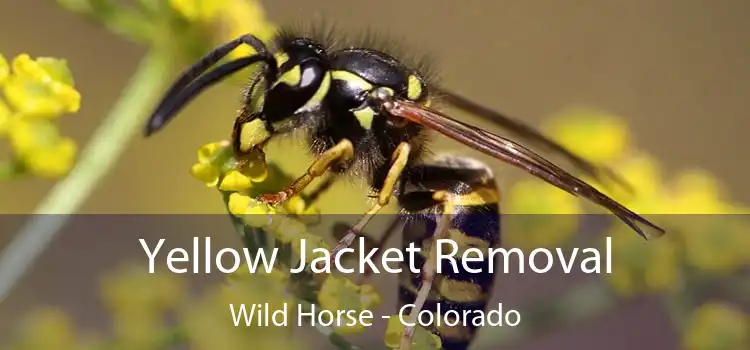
[
  {"x1": 401, "y1": 192, "x2": 456, "y2": 350},
  {"x1": 355, "y1": 216, "x2": 404, "y2": 284},
  {"x1": 259, "y1": 139, "x2": 355, "y2": 205},
  {"x1": 330, "y1": 142, "x2": 412, "y2": 258}
]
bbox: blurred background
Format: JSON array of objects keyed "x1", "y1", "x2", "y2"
[{"x1": 0, "y1": 0, "x2": 748, "y2": 349}]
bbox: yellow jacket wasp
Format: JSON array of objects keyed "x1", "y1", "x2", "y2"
[{"x1": 144, "y1": 24, "x2": 665, "y2": 350}]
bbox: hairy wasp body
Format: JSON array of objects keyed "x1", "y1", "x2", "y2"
[{"x1": 145, "y1": 23, "x2": 665, "y2": 350}]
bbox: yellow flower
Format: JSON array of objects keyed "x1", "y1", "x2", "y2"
[
  {"x1": 227, "y1": 192, "x2": 253, "y2": 215},
  {"x1": 169, "y1": 0, "x2": 228, "y2": 22},
  {"x1": 22, "y1": 136, "x2": 77, "y2": 178},
  {"x1": 101, "y1": 264, "x2": 186, "y2": 315},
  {"x1": 190, "y1": 162, "x2": 221, "y2": 186},
  {"x1": 604, "y1": 225, "x2": 681, "y2": 297},
  {"x1": 684, "y1": 302, "x2": 748, "y2": 350},
  {"x1": 100, "y1": 265, "x2": 187, "y2": 349},
  {"x1": 0, "y1": 98, "x2": 11, "y2": 135},
  {"x1": 283, "y1": 196, "x2": 308, "y2": 215},
  {"x1": 0, "y1": 53, "x2": 80, "y2": 180},
  {"x1": 4, "y1": 54, "x2": 80, "y2": 118},
  {"x1": 11, "y1": 308, "x2": 78, "y2": 350},
  {"x1": 268, "y1": 215, "x2": 309, "y2": 243},
  {"x1": 190, "y1": 141, "x2": 267, "y2": 190},
  {"x1": 667, "y1": 170, "x2": 727, "y2": 214},
  {"x1": 544, "y1": 107, "x2": 631, "y2": 164},
  {"x1": 218, "y1": 170, "x2": 253, "y2": 191},
  {"x1": 593, "y1": 153, "x2": 670, "y2": 214},
  {"x1": 197, "y1": 141, "x2": 226, "y2": 162},
  {"x1": 679, "y1": 214, "x2": 750, "y2": 274},
  {"x1": 7, "y1": 118, "x2": 78, "y2": 178},
  {"x1": 318, "y1": 275, "x2": 381, "y2": 335},
  {"x1": 0, "y1": 53, "x2": 8, "y2": 84},
  {"x1": 504, "y1": 179, "x2": 581, "y2": 249},
  {"x1": 183, "y1": 272, "x2": 297, "y2": 350},
  {"x1": 384, "y1": 317, "x2": 442, "y2": 350},
  {"x1": 291, "y1": 232, "x2": 331, "y2": 268},
  {"x1": 215, "y1": 0, "x2": 277, "y2": 60}
]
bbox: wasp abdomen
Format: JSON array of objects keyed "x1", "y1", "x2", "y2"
[{"x1": 398, "y1": 156, "x2": 501, "y2": 350}]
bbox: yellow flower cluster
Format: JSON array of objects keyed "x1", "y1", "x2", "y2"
[
  {"x1": 184, "y1": 268, "x2": 300, "y2": 350},
  {"x1": 190, "y1": 140, "x2": 319, "y2": 230},
  {"x1": 604, "y1": 224, "x2": 681, "y2": 297},
  {"x1": 6, "y1": 308, "x2": 89, "y2": 350},
  {"x1": 317, "y1": 275, "x2": 382, "y2": 335},
  {"x1": 191, "y1": 140, "x2": 384, "y2": 342},
  {"x1": 190, "y1": 141, "x2": 268, "y2": 191},
  {"x1": 502, "y1": 107, "x2": 750, "y2": 297},
  {"x1": 5, "y1": 262, "x2": 305, "y2": 350},
  {"x1": 384, "y1": 317, "x2": 443, "y2": 350},
  {"x1": 101, "y1": 264, "x2": 186, "y2": 348},
  {"x1": 168, "y1": 0, "x2": 277, "y2": 59},
  {"x1": 0, "y1": 53, "x2": 80, "y2": 179},
  {"x1": 683, "y1": 302, "x2": 748, "y2": 350},
  {"x1": 504, "y1": 179, "x2": 582, "y2": 249}
]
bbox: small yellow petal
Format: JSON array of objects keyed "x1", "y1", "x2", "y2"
[
  {"x1": 668, "y1": 170, "x2": 725, "y2": 214},
  {"x1": 8, "y1": 118, "x2": 60, "y2": 155},
  {"x1": 197, "y1": 141, "x2": 226, "y2": 163},
  {"x1": 190, "y1": 162, "x2": 220, "y2": 186},
  {"x1": 219, "y1": 0, "x2": 277, "y2": 60},
  {"x1": 3, "y1": 76, "x2": 66, "y2": 118},
  {"x1": 506, "y1": 180, "x2": 581, "y2": 214},
  {"x1": 241, "y1": 203, "x2": 277, "y2": 227},
  {"x1": 24, "y1": 137, "x2": 77, "y2": 178},
  {"x1": 50, "y1": 82, "x2": 81, "y2": 113},
  {"x1": 33, "y1": 56, "x2": 76, "y2": 86},
  {"x1": 544, "y1": 108, "x2": 631, "y2": 163},
  {"x1": 358, "y1": 284, "x2": 381, "y2": 310},
  {"x1": 169, "y1": 0, "x2": 227, "y2": 22},
  {"x1": 227, "y1": 192, "x2": 252, "y2": 216},
  {"x1": 12, "y1": 53, "x2": 50, "y2": 82},
  {"x1": 684, "y1": 302, "x2": 748, "y2": 350},
  {"x1": 219, "y1": 170, "x2": 252, "y2": 191},
  {"x1": 0, "y1": 54, "x2": 8, "y2": 85},
  {"x1": 384, "y1": 317, "x2": 442, "y2": 350},
  {"x1": 283, "y1": 196, "x2": 307, "y2": 215},
  {"x1": 17, "y1": 308, "x2": 77, "y2": 350},
  {"x1": 0, "y1": 99, "x2": 11, "y2": 135},
  {"x1": 3, "y1": 54, "x2": 80, "y2": 118},
  {"x1": 270, "y1": 217, "x2": 308, "y2": 243}
]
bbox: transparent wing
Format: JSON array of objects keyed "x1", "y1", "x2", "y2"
[
  {"x1": 385, "y1": 98, "x2": 665, "y2": 239},
  {"x1": 435, "y1": 88, "x2": 633, "y2": 193}
]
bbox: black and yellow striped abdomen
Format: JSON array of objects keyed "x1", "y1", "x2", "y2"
[{"x1": 397, "y1": 156, "x2": 501, "y2": 350}]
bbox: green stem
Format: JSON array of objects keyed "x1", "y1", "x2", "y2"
[{"x1": 0, "y1": 49, "x2": 174, "y2": 303}]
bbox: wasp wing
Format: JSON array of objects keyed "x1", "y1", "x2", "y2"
[
  {"x1": 435, "y1": 88, "x2": 632, "y2": 193},
  {"x1": 385, "y1": 98, "x2": 665, "y2": 239}
]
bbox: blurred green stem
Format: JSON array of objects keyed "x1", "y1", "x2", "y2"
[
  {"x1": 0, "y1": 159, "x2": 23, "y2": 179},
  {"x1": 0, "y1": 49, "x2": 174, "y2": 303}
]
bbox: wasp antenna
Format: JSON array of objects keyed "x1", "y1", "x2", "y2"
[
  {"x1": 145, "y1": 56, "x2": 273, "y2": 136},
  {"x1": 144, "y1": 35, "x2": 275, "y2": 136}
]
